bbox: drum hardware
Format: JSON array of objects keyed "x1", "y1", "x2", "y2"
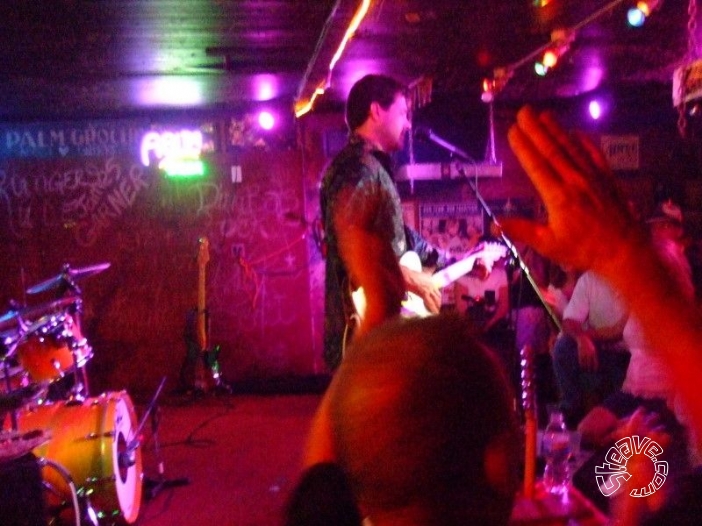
[
  {"x1": 0, "y1": 296, "x2": 82, "y2": 336},
  {"x1": 26, "y1": 262, "x2": 111, "y2": 296},
  {"x1": 133, "y1": 377, "x2": 190, "y2": 500},
  {"x1": 38, "y1": 457, "x2": 83, "y2": 526}
]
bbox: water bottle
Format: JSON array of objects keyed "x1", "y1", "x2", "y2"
[{"x1": 542, "y1": 409, "x2": 572, "y2": 495}]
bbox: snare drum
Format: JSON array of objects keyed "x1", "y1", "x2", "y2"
[
  {"x1": 17, "y1": 312, "x2": 93, "y2": 384},
  {"x1": 17, "y1": 391, "x2": 143, "y2": 524}
]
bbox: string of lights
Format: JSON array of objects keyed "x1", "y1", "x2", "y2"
[{"x1": 482, "y1": 0, "x2": 664, "y2": 101}]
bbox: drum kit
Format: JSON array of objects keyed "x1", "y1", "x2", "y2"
[{"x1": 0, "y1": 263, "x2": 143, "y2": 525}]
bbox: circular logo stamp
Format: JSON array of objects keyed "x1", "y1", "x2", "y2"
[{"x1": 595, "y1": 435, "x2": 668, "y2": 497}]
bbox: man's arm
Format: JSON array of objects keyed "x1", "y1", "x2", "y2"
[
  {"x1": 402, "y1": 225, "x2": 444, "y2": 314},
  {"x1": 334, "y1": 186, "x2": 405, "y2": 339},
  {"x1": 561, "y1": 318, "x2": 598, "y2": 371}
]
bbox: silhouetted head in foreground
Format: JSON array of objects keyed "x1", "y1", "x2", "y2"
[{"x1": 328, "y1": 314, "x2": 520, "y2": 525}]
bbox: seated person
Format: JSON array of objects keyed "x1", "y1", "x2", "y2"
[
  {"x1": 455, "y1": 258, "x2": 509, "y2": 329},
  {"x1": 578, "y1": 201, "x2": 695, "y2": 449},
  {"x1": 573, "y1": 203, "x2": 694, "y2": 515},
  {"x1": 301, "y1": 314, "x2": 520, "y2": 526},
  {"x1": 455, "y1": 256, "x2": 513, "y2": 372},
  {"x1": 551, "y1": 269, "x2": 630, "y2": 427},
  {"x1": 544, "y1": 263, "x2": 580, "y2": 322},
  {"x1": 510, "y1": 241, "x2": 553, "y2": 356},
  {"x1": 501, "y1": 106, "x2": 702, "y2": 524}
]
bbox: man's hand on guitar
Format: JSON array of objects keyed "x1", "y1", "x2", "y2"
[{"x1": 400, "y1": 265, "x2": 441, "y2": 314}]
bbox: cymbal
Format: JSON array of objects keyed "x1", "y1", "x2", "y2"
[
  {"x1": 0, "y1": 310, "x2": 21, "y2": 336},
  {"x1": 0, "y1": 308, "x2": 20, "y2": 325},
  {"x1": 26, "y1": 262, "x2": 111, "y2": 294}
]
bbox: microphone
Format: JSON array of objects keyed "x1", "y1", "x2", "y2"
[
  {"x1": 413, "y1": 127, "x2": 475, "y2": 163},
  {"x1": 118, "y1": 442, "x2": 138, "y2": 470},
  {"x1": 413, "y1": 126, "x2": 432, "y2": 141}
]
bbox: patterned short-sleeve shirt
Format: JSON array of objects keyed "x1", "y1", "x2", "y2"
[{"x1": 320, "y1": 134, "x2": 406, "y2": 370}]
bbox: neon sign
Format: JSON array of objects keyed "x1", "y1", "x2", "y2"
[{"x1": 140, "y1": 129, "x2": 205, "y2": 177}]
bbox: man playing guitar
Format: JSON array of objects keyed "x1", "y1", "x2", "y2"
[{"x1": 320, "y1": 75, "x2": 445, "y2": 370}]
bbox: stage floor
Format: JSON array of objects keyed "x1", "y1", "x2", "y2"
[{"x1": 134, "y1": 392, "x2": 320, "y2": 526}]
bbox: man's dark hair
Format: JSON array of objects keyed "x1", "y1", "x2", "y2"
[{"x1": 345, "y1": 74, "x2": 407, "y2": 132}]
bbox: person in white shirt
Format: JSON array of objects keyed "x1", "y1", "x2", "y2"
[
  {"x1": 551, "y1": 270, "x2": 630, "y2": 427},
  {"x1": 578, "y1": 201, "x2": 695, "y2": 447}
]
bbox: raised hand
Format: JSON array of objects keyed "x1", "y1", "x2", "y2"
[{"x1": 500, "y1": 106, "x2": 646, "y2": 276}]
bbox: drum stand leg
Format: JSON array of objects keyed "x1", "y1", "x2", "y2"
[
  {"x1": 65, "y1": 344, "x2": 91, "y2": 405},
  {"x1": 137, "y1": 377, "x2": 190, "y2": 500}
]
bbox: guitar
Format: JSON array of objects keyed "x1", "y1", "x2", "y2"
[
  {"x1": 351, "y1": 241, "x2": 508, "y2": 320},
  {"x1": 181, "y1": 237, "x2": 228, "y2": 394}
]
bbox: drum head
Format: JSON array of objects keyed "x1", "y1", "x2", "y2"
[{"x1": 17, "y1": 391, "x2": 143, "y2": 524}]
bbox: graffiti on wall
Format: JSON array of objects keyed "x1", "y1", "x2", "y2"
[{"x1": 0, "y1": 157, "x2": 150, "y2": 245}]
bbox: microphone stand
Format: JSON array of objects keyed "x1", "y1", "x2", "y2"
[
  {"x1": 454, "y1": 161, "x2": 561, "y2": 332},
  {"x1": 130, "y1": 376, "x2": 190, "y2": 500},
  {"x1": 413, "y1": 129, "x2": 560, "y2": 329}
]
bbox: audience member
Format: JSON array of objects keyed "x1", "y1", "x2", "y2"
[
  {"x1": 550, "y1": 269, "x2": 630, "y2": 428},
  {"x1": 544, "y1": 263, "x2": 580, "y2": 321},
  {"x1": 283, "y1": 462, "x2": 362, "y2": 526},
  {"x1": 503, "y1": 105, "x2": 702, "y2": 523},
  {"x1": 577, "y1": 200, "x2": 695, "y2": 442},
  {"x1": 455, "y1": 258, "x2": 509, "y2": 333},
  {"x1": 510, "y1": 242, "x2": 553, "y2": 356},
  {"x1": 306, "y1": 314, "x2": 520, "y2": 526}
]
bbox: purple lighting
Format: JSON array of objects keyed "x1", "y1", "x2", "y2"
[
  {"x1": 588, "y1": 100, "x2": 603, "y2": 120},
  {"x1": 258, "y1": 111, "x2": 275, "y2": 130}
]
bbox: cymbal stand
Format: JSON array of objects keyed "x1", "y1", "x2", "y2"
[
  {"x1": 1, "y1": 317, "x2": 28, "y2": 431},
  {"x1": 127, "y1": 376, "x2": 190, "y2": 500},
  {"x1": 1, "y1": 354, "x2": 19, "y2": 431},
  {"x1": 65, "y1": 298, "x2": 90, "y2": 404}
]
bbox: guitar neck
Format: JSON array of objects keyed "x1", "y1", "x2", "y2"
[
  {"x1": 197, "y1": 266, "x2": 207, "y2": 351},
  {"x1": 430, "y1": 255, "x2": 478, "y2": 289}
]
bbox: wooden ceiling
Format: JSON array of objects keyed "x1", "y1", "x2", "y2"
[{"x1": 0, "y1": 0, "x2": 693, "y2": 120}]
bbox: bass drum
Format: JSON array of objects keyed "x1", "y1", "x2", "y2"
[{"x1": 18, "y1": 391, "x2": 143, "y2": 524}]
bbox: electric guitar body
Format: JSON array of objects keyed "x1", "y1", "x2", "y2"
[{"x1": 351, "y1": 241, "x2": 508, "y2": 322}]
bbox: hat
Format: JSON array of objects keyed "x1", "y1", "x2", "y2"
[{"x1": 646, "y1": 200, "x2": 683, "y2": 226}]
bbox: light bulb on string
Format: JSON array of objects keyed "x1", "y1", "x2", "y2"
[
  {"x1": 627, "y1": 0, "x2": 662, "y2": 27},
  {"x1": 481, "y1": 78, "x2": 495, "y2": 103},
  {"x1": 534, "y1": 28, "x2": 574, "y2": 77},
  {"x1": 534, "y1": 62, "x2": 549, "y2": 76},
  {"x1": 480, "y1": 68, "x2": 513, "y2": 102}
]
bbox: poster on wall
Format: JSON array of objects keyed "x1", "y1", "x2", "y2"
[
  {"x1": 419, "y1": 201, "x2": 483, "y2": 308},
  {"x1": 418, "y1": 201, "x2": 484, "y2": 260}
]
